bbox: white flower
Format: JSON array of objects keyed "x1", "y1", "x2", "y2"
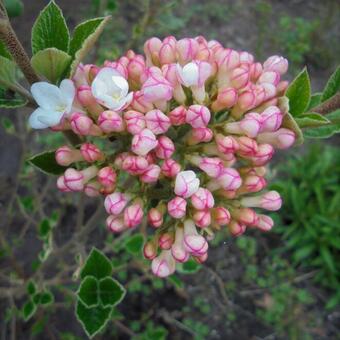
[
  {"x1": 176, "y1": 61, "x2": 212, "y2": 87},
  {"x1": 174, "y1": 170, "x2": 200, "y2": 198},
  {"x1": 29, "y1": 79, "x2": 75, "y2": 129},
  {"x1": 91, "y1": 67, "x2": 133, "y2": 111}
]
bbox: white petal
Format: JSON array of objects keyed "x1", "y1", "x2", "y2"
[
  {"x1": 112, "y1": 76, "x2": 129, "y2": 97},
  {"x1": 31, "y1": 82, "x2": 63, "y2": 110},
  {"x1": 59, "y1": 79, "x2": 75, "y2": 112},
  {"x1": 38, "y1": 111, "x2": 64, "y2": 127},
  {"x1": 28, "y1": 108, "x2": 51, "y2": 129},
  {"x1": 182, "y1": 63, "x2": 199, "y2": 87}
]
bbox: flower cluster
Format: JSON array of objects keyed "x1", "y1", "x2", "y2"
[{"x1": 29, "y1": 36, "x2": 294, "y2": 278}]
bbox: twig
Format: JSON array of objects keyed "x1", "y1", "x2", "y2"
[
  {"x1": 113, "y1": 320, "x2": 137, "y2": 338},
  {"x1": 313, "y1": 92, "x2": 340, "y2": 115},
  {"x1": 159, "y1": 309, "x2": 197, "y2": 336}
]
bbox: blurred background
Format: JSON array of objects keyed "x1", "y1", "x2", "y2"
[{"x1": 1, "y1": 0, "x2": 339, "y2": 339}]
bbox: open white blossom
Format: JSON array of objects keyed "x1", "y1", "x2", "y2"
[
  {"x1": 29, "y1": 79, "x2": 75, "y2": 129},
  {"x1": 91, "y1": 67, "x2": 133, "y2": 111}
]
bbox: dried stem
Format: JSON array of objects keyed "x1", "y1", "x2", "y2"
[{"x1": 313, "y1": 92, "x2": 340, "y2": 115}]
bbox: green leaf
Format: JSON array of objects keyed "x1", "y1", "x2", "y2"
[
  {"x1": 0, "y1": 87, "x2": 27, "y2": 108},
  {"x1": 26, "y1": 280, "x2": 37, "y2": 296},
  {"x1": 286, "y1": 67, "x2": 311, "y2": 116},
  {"x1": 125, "y1": 233, "x2": 144, "y2": 255},
  {"x1": 320, "y1": 246, "x2": 336, "y2": 273},
  {"x1": 167, "y1": 274, "x2": 184, "y2": 289},
  {"x1": 33, "y1": 292, "x2": 42, "y2": 305},
  {"x1": 4, "y1": 0, "x2": 24, "y2": 18},
  {"x1": 177, "y1": 258, "x2": 201, "y2": 274},
  {"x1": 22, "y1": 300, "x2": 37, "y2": 321},
  {"x1": 322, "y1": 66, "x2": 340, "y2": 102},
  {"x1": 40, "y1": 291, "x2": 54, "y2": 305},
  {"x1": 28, "y1": 150, "x2": 67, "y2": 175},
  {"x1": 0, "y1": 55, "x2": 18, "y2": 84},
  {"x1": 31, "y1": 48, "x2": 71, "y2": 83},
  {"x1": 76, "y1": 300, "x2": 112, "y2": 338},
  {"x1": 31, "y1": 1, "x2": 70, "y2": 55},
  {"x1": 295, "y1": 112, "x2": 330, "y2": 128},
  {"x1": 38, "y1": 219, "x2": 52, "y2": 239},
  {"x1": 80, "y1": 248, "x2": 112, "y2": 280},
  {"x1": 307, "y1": 92, "x2": 322, "y2": 110},
  {"x1": 77, "y1": 276, "x2": 99, "y2": 308},
  {"x1": 69, "y1": 16, "x2": 110, "y2": 76},
  {"x1": 303, "y1": 123, "x2": 340, "y2": 139},
  {"x1": 98, "y1": 277, "x2": 126, "y2": 307},
  {"x1": 0, "y1": 40, "x2": 11, "y2": 59},
  {"x1": 326, "y1": 109, "x2": 340, "y2": 123}
]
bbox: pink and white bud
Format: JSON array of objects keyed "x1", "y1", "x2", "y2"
[
  {"x1": 191, "y1": 156, "x2": 223, "y2": 178},
  {"x1": 255, "y1": 214, "x2": 274, "y2": 231},
  {"x1": 77, "y1": 85, "x2": 103, "y2": 116},
  {"x1": 140, "y1": 164, "x2": 161, "y2": 183},
  {"x1": 231, "y1": 67, "x2": 250, "y2": 89},
  {"x1": 106, "y1": 215, "x2": 126, "y2": 233},
  {"x1": 191, "y1": 188, "x2": 214, "y2": 210},
  {"x1": 124, "y1": 110, "x2": 146, "y2": 135},
  {"x1": 144, "y1": 37, "x2": 162, "y2": 66},
  {"x1": 237, "y1": 136, "x2": 258, "y2": 157},
  {"x1": 228, "y1": 220, "x2": 246, "y2": 236},
  {"x1": 211, "y1": 87, "x2": 238, "y2": 112},
  {"x1": 114, "y1": 152, "x2": 129, "y2": 169},
  {"x1": 188, "y1": 127, "x2": 213, "y2": 145},
  {"x1": 162, "y1": 64, "x2": 187, "y2": 103},
  {"x1": 159, "y1": 232, "x2": 175, "y2": 250},
  {"x1": 258, "y1": 71, "x2": 280, "y2": 86},
  {"x1": 216, "y1": 48, "x2": 240, "y2": 72},
  {"x1": 183, "y1": 219, "x2": 208, "y2": 255},
  {"x1": 130, "y1": 91, "x2": 154, "y2": 113},
  {"x1": 263, "y1": 55, "x2": 288, "y2": 75},
  {"x1": 260, "y1": 106, "x2": 283, "y2": 132},
  {"x1": 124, "y1": 202, "x2": 144, "y2": 228},
  {"x1": 64, "y1": 166, "x2": 98, "y2": 192},
  {"x1": 250, "y1": 144, "x2": 275, "y2": 166},
  {"x1": 171, "y1": 227, "x2": 189, "y2": 263},
  {"x1": 216, "y1": 168, "x2": 242, "y2": 191},
  {"x1": 98, "y1": 110, "x2": 125, "y2": 133},
  {"x1": 224, "y1": 114, "x2": 262, "y2": 138},
  {"x1": 151, "y1": 250, "x2": 176, "y2": 278},
  {"x1": 238, "y1": 175, "x2": 267, "y2": 194},
  {"x1": 176, "y1": 60, "x2": 211, "y2": 87},
  {"x1": 122, "y1": 155, "x2": 149, "y2": 175},
  {"x1": 80, "y1": 143, "x2": 104, "y2": 162},
  {"x1": 212, "y1": 207, "x2": 231, "y2": 226},
  {"x1": 55, "y1": 145, "x2": 83, "y2": 166},
  {"x1": 142, "y1": 73, "x2": 173, "y2": 103},
  {"x1": 193, "y1": 209, "x2": 211, "y2": 228},
  {"x1": 143, "y1": 240, "x2": 157, "y2": 260},
  {"x1": 257, "y1": 128, "x2": 295, "y2": 149},
  {"x1": 145, "y1": 109, "x2": 171, "y2": 135},
  {"x1": 159, "y1": 41, "x2": 176, "y2": 64},
  {"x1": 232, "y1": 208, "x2": 259, "y2": 226},
  {"x1": 168, "y1": 105, "x2": 187, "y2": 126},
  {"x1": 56, "y1": 176, "x2": 71, "y2": 192},
  {"x1": 174, "y1": 170, "x2": 200, "y2": 198},
  {"x1": 127, "y1": 55, "x2": 146, "y2": 86},
  {"x1": 276, "y1": 81, "x2": 289, "y2": 96},
  {"x1": 194, "y1": 252, "x2": 208, "y2": 264},
  {"x1": 155, "y1": 136, "x2": 175, "y2": 159},
  {"x1": 249, "y1": 62, "x2": 263, "y2": 81},
  {"x1": 84, "y1": 181, "x2": 101, "y2": 197},
  {"x1": 231, "y1": 90, "x2": 256, "y2": 118},
  {"x1": 161, "y1": 159, "x2": 181, "y2": 178},
  {"x1": 176, "y1": 38, "x2": 199, "y2": 64},
  {"x1": 186, "y1": 105, "x2": 211, "y2": 128},
  {"x1": 239, "y1": 51, "x2": 254, "y2": 64},
  {"x1": 131, "y1": 129, "x2": 158, "y2": 156},
  {"x1": 215, "y1": 134, "x2": 239, "y2": 155},
  {"x1": 167, "y1": 196, "x2": 187, "y2": 219},
  {"x1": 241, "y1": 190, "x2": 282, "y2": 211},
  {"x1": 148, "y1": 208, "x2": 163, "y2": 228},
  {"x1": 104, "y1": 192, "x2": 130, "y2": 215},
  {"x1": 70, "y1": 112, "x2": 93, "y2": 136},
  {"x1": 98, "y1": 166, "x2": 116, "y2": 188}
]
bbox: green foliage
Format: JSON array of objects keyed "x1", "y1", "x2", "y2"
[
  {"x1": 124, "y1": 233, "x2": 144, "y2": 255},
  {"x1": 177, "y1": 258, "x2": 201, "y2": 274},
  {"x1": 78, "y1": 276, "x2": 99, "y2": 307},
  {"x1": 4, "y1": 0, "x2": 23, "y2": 18},
  {"x1": 274, "y1": 143, "x2": 340, "y2": 307},
  {"x1": 31, "y1": 1, "x2": 70, "y2": 55},
  {"x1": 321, "y1": 65, "x2": 340, "y2": 102},
  {"x1": 22, "y1": 300, "x2": 37, "y2": 321},
  {"x1": 28, "y1": 150, "x2": 67, "y2": 175},
  {"x1": 80, "y1": 248, "x2": 113, "y2": 280}
]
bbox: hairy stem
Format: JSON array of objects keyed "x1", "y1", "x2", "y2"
[{"x1": 313, "y1": 92, "x2": 340, "y2": 115}]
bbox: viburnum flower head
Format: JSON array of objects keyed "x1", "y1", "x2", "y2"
[{"x1": 31, "y1": 34, "x2": 297, "y2": 278}]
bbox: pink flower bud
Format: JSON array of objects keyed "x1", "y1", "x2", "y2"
[
  {"x1": 176, "y1": 38, "x2": 199, "y2": 64},
  {"x1": 106, "y1": 215, "x2": 126, "y2": 233},
  {"x1": 237, "y1": 136, "x2": 258, "y2": 157},
  {"x1": 84, "y1": 181, "x2": 101, "y2": 197},
  {"x1": 212, "y1": 207, "x2": 231, "y2": 226},
  {"x1": 56, "y1": 176, "x2": 71, "y2": 192},
  {"x1": 145, "y1": 109, "x2": 171, "y2": 135},
  {"x1": 241, "y1": 190, "x2": 282, "y2": 211},
  {"x1": 193, "y1": 209, "x2": 211, "y2": 228},
  {"x1": 140, "y1": 164, "x2": 161, "y2": 183},
  {"x1": 174, "y1": 170, "x2": 200, "y2": 198},
  {"x1": 258, "y1": 71, "x2": 280, "y2": 86},
  {"x1": 151, "y1": 250, "x2": 176, "y2": 277},
  {"x1": 127, "y1": 55, "x2": 146, "y2": 85},
  {"x1": 103, "y1": 61, "x2": 127, "y2": 78},
  {"x1": 186, "y1": 105, "x2": 211, "y2": 128},
  {"x1": 171, "y1": 227, "x2": 189, "y2": 262},
  {"x1": 124, "y1": 203, "x2": 144, "y2": 228},
  {"x1": 194, "y1": 252, "x2": 208, "y2": 264},
  {"x1": 260, "y1": 106, "x2": 283, "y2": 132},
  {"x1": 144, "y1": 37, "x2": 162, "y2": 66},
  {"x1": 231, "y1": 90, "x2": 256, "y2": 118},
  {"x1": 104, "y1": 192, "x2": 130, "y2": 215},
  {"x1": 263, "y1": 55, "x2": 288, "y2": 75},
  {"x1": 216, "y1": 48, "x2": 240, "y2": 71},
  {"x1": 167, "y1": 196, "x2": 187, "y2": 219},
  {"x1": 159, "y1": 232, "x2": 175, "y2": 250},
  {"x1": 130, "y1": 91, "x2": 154, "y2": 113},
  {"x1": 191, "y1": 188, "x2": 214, "y2": 210},
  {"x1": 159, "y1": 41, "x2": 176, "y2": 64},
  {"x1": 64, "y1": 166, "x2": 98, "y2": 191},
  {"x1": 148, "y1": 208, "x2": 163, "y2": 228},
  {"x1": 80, "y1": 143, "x2": 104, "y2": 162},
  {"x1": 183, "y1": 219, "x2": 208, "y2": 255},
  {"x1": 98, "y1": 110, "x2": 125, "y2": 133},
  {"x1": 231, "y1": 67, "x2": 250, "y2": 89},
  {"x1": 161, "y1": 159, "x2": 181, "y2": 177},
  {"x1": 249, "y1": 62, "x2": 263, "y2": 81},
  {"x1": 98, "y1": 166, "x2": 116, "y2": 187},
  {"x1": 55, "y1": 145, "x2": 83, "y2": 166},
  {"x1": 77, "y1": 85, "x2": 103, "y2": 116},
  {"x1": 70, "y1": 112, "x2": 93, "y2": 135},
  {"x1": 211, "y1": 87, "x2": 238, "y2": 112},
  {"x1": 228, "y1": 220, "x2": 246, "y2": 236},
  {"x1": 215, "y1": 134, "x2": 239, "y2": 155},
  {"x1": 143, "y1": 240, "x2": 157, "y2": 260},
  {"x1": 232, "y1": 208, "x2": 259, "y2": 226},
  {"x1": 131, "y1": 129, "x2": 158, "y2": 156},
  {"x1": 239, "y1": 51, "x2": 254, "y2": 64},
  {"x1": 224, "y1": 113, "x2": 262, "y2": 138},
  {"x1": 255, "y1": 214, "x2": 274, "y2": 231},
  {"x1": 168, "y1": 105, "x2": 187, "y2": 125},
  {"x1": 239, "y1": 174, "x2": 267, "y2": 194},
  {"x1": 250, "y1": 144, "x2": 274, "y2": 166},
  {"x1": 191, "y1": 156, "x2": 223, "y2": 178},
  {"x1": 142, "y1": 73, "x2": 173, "y2": 102},
  {"x1": 257, "y1": 128, "x2": 295, "y2": 149},
  {"x1": 188, "y1": 127, "x2": 213, "y2": 145},
  {"x1": 124, "y1": 110, "x2": 146, "y2": 135},
  {"x1": 176, "y1": 60, "x2": 212, "y2": 87},
  {"x1": 216, "y1": 168, "x2": 242, "y2": 191},
  {"x1": 122, "y1": 155, "x2": 149, "y2": 175},
  {"x1": 155, "y1": 136, "x2": 175, "y2": 159}
]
